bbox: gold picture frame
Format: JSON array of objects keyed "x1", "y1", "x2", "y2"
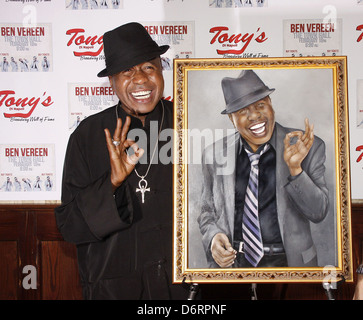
[{"x1": 173, "y1": 56, "x2": 353, "y2": 284}]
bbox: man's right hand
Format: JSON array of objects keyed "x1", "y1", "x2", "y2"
[
  {"x1": 211, "y1": 233, "x2": 236, "y2": 268},
  {"x1": 104, "y1": 116, "x2": 144, "y2": 192}
]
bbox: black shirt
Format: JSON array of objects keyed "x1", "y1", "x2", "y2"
[
  {"x1": 55, "y1": 100, "x2": 187, "y2": 299},
  {"x1": 233, "y1": 133, "x2": 283, "y2": 245}
]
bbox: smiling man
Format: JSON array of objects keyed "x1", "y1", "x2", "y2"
[
  {"x1": 55, "y1": 22, "x2": 187, "y2": 300},
  {"x1": 107, "y1": 57, "x2": 165, "y2": 126},
  {"x1": 198, "y1": 70, "x2": 329, "y2": 268}
]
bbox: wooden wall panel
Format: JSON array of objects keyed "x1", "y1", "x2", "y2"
[
  {"x1": 36, "y1": 209, "x2": 83, "y2": 299},
  {"x1": 0, "y1": 211, "x2": 25, "y2": 300},
  {"x1": 0, "y1": 241, "x2": 18, "y2": 300},
  {"x1": 41, "y1": 241, "x2": 82, "y2": 300},
  {"x1": 0, "y1": 203, "x2": 362, "y2": 300}
]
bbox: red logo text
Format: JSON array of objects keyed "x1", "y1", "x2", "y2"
[
  {"x1": 357, "y1": 145, "x2": 363, "y2": 163},
  {"x1": 66, "y1": 28, "x2": 103, "y2": 56},
  {"x1": 0, "y1": 90, "x2": 54, "y2": 118},
  {"x1": 209, "y1": 26, "x2": 268, "y2": 55},
  {"x1": 357, "y1": 24, "x2": 363, "y2": 42}
]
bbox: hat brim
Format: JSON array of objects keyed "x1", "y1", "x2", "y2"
[
  {"x1": 97, "y1": 45, "x2": 169, "y2": 77},
  {"x1": 221, "y1": 88, "x2": 275, "y2": 114}
]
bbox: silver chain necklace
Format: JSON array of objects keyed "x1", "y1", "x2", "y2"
[{"x1": 115, "y1": 100, "x2": 164, "y2": 203}]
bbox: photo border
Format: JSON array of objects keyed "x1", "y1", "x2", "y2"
[{"x1": 173, "y1": 56, "x2": 353, "y2": 284}]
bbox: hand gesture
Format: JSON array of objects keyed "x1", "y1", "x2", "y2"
[
  {"x1": 283, "y1": 118, "x2": 314, "y2": 176},
  {"x1": 211, "y1": 233, "x2": 236, "y2": 268},
  {"x1": 104, "y1": 116, "x2": 144, "y2": 191}
]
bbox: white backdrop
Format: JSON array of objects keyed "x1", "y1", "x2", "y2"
[{"x1": 0, "y1": 0, "x2": 362, "y2": 203}]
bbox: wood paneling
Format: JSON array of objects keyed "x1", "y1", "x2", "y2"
[
  {"x1": 0, "y1": 203, "x2": 362, "y2": 300},
  {"x1": 0, "y1": 206, "x2": 82, "y2": 300},
  {"x1": 0, "y1": 241, "x2": 18, "y2": 300},
  {"x1": 41, "y1": 241, "x2": 82, "y2": 300}
]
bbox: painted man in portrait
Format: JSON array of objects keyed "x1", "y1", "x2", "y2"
[{"x1": 198, "y1": 70, "x2": 329, "y2": 268}]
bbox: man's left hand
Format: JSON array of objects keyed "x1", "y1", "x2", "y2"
[
  {"x1": 104, "y1": 116, "x2": 144, "y2": 192},
  {"x1": 283, "y1": 118, "x2": 314, "y2": 176}
]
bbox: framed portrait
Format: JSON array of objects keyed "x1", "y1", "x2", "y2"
[{"x1": 173, "y1": 56, "x2": 353, "y2": 284}]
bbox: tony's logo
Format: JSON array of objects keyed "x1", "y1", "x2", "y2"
[
  {"x1": 0, "y1": 90, "x2": 54, "y2": 118},
  {"x1": 209, "y1": 26, "x2": 268, "y2": 55},
  {"x1": 66, "y1": 28, "x2": 103, "y2": 56}
]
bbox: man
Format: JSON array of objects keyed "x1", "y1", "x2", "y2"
[
  {"x1": 14, "y1": 177, "x2": 21, "y2": 191},
  {"x1": 55, "y1": 22, "x2": 187, "y2": 299},
  {"x1": 198, "y1": 70, "x2": 329, "y2": 268},
  {"x1": 42, "y1": 56, "x2": 50, "y2": 72},
  {"x1": 19, "y1": 58, "x2": 29, "y2": 72},
  {"x1": 33, "y1": 176, "x2": 42, "y2": 191},
  {"x1": 22, "y1": 178, "x2": 32, "y2": 191},
  {"x1": 45, "y1": 176, "x2": 53, "y2": 191},
  {"x1": 30, "y1": 56, "x2": 39, "y2": 72},
  {"x1": 0, "y1": 177, "x2": 12, "y2": 191},
  {"x1": 10, "y1": 57, "x2": 18, "y2": 72}
]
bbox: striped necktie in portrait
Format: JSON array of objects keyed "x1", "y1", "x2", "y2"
[{"x1": 242, "y1": 143, "x2": 270, "y2": 267}]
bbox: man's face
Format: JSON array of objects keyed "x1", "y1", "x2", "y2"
[
  {"x1": 228, "y1": 96, "x2": 275, "y2": 152},
  {"x1": 108, "y1": 57, "x2": 164, "y2": 120}
]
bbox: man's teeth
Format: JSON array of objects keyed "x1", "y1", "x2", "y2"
[
  {"x1": 131, "y1": 91, "x2": 151, "y2": 99},
  {"x1": 250, "y1": 122, "x2": 266, "y2": 134}
]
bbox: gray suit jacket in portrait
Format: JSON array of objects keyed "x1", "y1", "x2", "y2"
[{"x1": 198, "y1": 122, "x2": 329, "y2": 268}]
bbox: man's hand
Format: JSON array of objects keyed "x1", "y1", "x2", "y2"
[
  {"x1": 283, "y1": 118, "x2": 314, "y2": 176},
  {"x1": 104, "y1": 116, "x2": 144, "y2": 192},
  {"x1": 211, "y1": 233, "x2": 236, "y2": 268}
]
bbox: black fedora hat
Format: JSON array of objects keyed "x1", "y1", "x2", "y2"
[
  {"x1": 97, "y1": 22, "x2": 169, "y2": 77},
  {"x1": 221, "y1": 70, "x2": 275, "y2": 114}
]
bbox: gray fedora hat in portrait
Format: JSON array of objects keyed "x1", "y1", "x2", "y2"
[
  {"x1": 221, "y1": 70, "x2": 275, "y2": 114},
  {"x1": 97, "y1": 22, "x2": 169, "y2": 77}
]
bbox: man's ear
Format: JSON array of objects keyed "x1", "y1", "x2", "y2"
[
  {"x1": 108, "y1": 75, "x2": 113, "y2": 88},
  {"x1": 228, "y1": 114, "x2": 235, "y2": 128}
]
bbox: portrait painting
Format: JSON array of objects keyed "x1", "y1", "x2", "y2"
[{"x1": 173, "y1": 57, "x2": 353, "y2": 284}]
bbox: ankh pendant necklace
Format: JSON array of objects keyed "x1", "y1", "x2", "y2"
[{"x1": 115, "y1": 100, "x2": 164, "y2": 203}]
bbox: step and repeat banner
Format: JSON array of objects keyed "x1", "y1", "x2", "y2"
[{"x1": 0, "y1": 0, "x2": 362, "y2": 203}]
